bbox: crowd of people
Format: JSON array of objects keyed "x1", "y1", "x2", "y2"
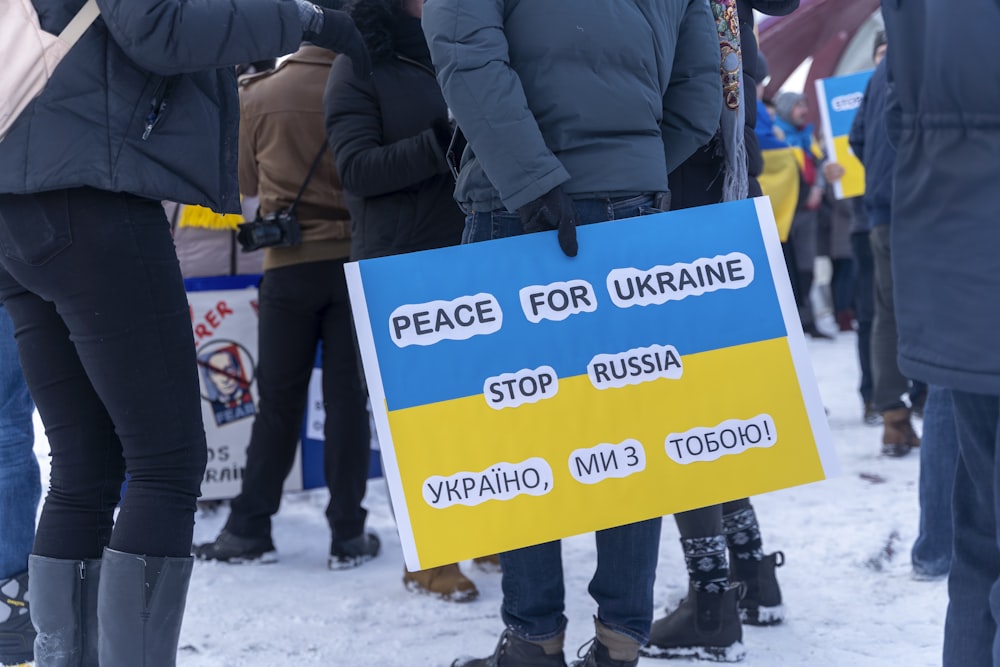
[{"x1": 0, "y1": 0, "x2": 996, "y2": 666}]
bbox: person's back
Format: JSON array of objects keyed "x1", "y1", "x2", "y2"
[
  {"x1": 239, "y1": 47, "x2": 352, "y2": 269},
  {"x1": 423, "y1": 1, "x2": 721, "y2": 664},
  {"x1": 194, "y1": 44, "x2": 379, "y2": 572},
  {"x1": 882, "y1": 3, "x2": 1000, "y2": 393},
  {"x1": 425, "y1": 0, "x2": 721, "y2": 218},
  {"x1": 0, "y1": 0, "x2": 370, "y2": 663},
  {"x1": 881, "y1": 4, "x2": 1000, "y2": 664}
]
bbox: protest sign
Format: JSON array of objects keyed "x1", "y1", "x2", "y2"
[
  {"x1": 186, "y1": 276, "x2": 304, "y2": 500},
  {"x1": 347, "y1": 198, "x2": 837, "y2": 571},
  {"x1": 815, "y1": 69, "x2": 873, "y2": 200}
]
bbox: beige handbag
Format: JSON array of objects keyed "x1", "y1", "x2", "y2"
[{"x1": 0, "y1": 0, "x2": 99, "y2": 141}]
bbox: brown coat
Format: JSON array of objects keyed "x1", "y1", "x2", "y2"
[{"x1": 238, "y1": 46, "x2": 352, "y2": 270}]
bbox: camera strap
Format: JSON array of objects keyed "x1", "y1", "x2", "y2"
[{"x1": 286, "y1": 140, "x2": 330, "y2": 217}]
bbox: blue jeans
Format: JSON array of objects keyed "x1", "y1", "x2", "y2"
[
  {"x1": 0, "y1": 304, "x2": 40, "y2": 579},
  {"x1": 465, "y1": 194, "x2": 664, "y2": 644},
  {"x1": 912, "y1": 386, "x2": 957, "y2": 577},
  {"x1": 942, "y1": 391, "x2": 1000, "y2": 666}
]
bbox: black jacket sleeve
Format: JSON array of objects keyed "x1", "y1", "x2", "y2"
[{"x1": 323, "y1": 57, "x2": 450, "y2": 199}]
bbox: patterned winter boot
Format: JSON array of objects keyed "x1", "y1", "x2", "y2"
[
  {"x1": 0, "y1": 571, "x2": 34, "y2": 667},
  {"x1": 724, "y1": 505, "x2": 785, "y2": 626}
]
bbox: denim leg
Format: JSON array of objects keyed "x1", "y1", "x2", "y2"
[
  {"x1": 476, "y1": 196, "x2": 660, "y2": 642},
  {"x1": 500, "y1": 541, "x2": 567, "y2": 641},
  {"x1": 942, "y1": 391, "x2": 1000, "y2": 667},
  {"x1": 589, "y1": 518, "x2": 662, "y2": 644},
  {"x1": 0, "y1": 304, "x2": 40, "y2": 579},
  {"x1": 912, "y1": 386, "x2": 958, "y2": 577}
]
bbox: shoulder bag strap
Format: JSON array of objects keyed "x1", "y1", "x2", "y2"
[
  {"x1": 59, "y1": 0, "x2": 100, "y2": 46},
  {"x1": 286, "y1": 140, "x2": 330, "y2": 216}
]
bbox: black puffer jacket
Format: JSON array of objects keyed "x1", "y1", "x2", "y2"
[{"x1": 323, "y1": 2, "x2": 463, "y2": 260}]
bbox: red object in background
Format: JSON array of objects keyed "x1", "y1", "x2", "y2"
[{"x1": 759, "y1": 0, "x2": 880, "y2": 127}]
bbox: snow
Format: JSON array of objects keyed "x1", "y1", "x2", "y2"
[{"x1": 32, "y1": 328, "x2": 947, "y2": 666}]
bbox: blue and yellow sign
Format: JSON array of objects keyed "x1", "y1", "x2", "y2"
[
  {"x1": 815, "y1": 70, "x2": 873, "y2": 200},
  {"x1": 346, "y1": 198, "x2": 837, "y2": 571}
]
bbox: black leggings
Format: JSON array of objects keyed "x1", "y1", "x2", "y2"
[
  {"x1": 0, "y1": 188, "x2": 207, "y2": 559},
  {"x1": 674, "y1": 498, "x2": 753, "y2": 539}
]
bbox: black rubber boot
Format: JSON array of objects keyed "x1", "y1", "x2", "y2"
[
  {"x1": 27, "y1": 555, "x2": 101, "y2": 667},
  {"x1": 97, "y1": 549, "x2": 193, "y2": 667},
  {"x1": 452, "y1": 630, "x2": 567, "y2": 667},
  {"x1": 731, "y1": 551, "x2": 785, "y2": 626},
  {"x1": 641, "y1": 584, "x2": 745, "y2": 662}
]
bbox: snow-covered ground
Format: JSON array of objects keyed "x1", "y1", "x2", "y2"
[{"x1": 33, "y1": 328, "x2": 946, "y2": 667}]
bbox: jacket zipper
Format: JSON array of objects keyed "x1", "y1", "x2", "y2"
[{"x1": 142, "y1": 76, "x2": 176, "y2": 140}]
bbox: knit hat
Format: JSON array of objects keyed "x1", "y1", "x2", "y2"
[
  {"x1": 873, "y1": 30, "x2": 887, "y2": 58},
  {"x1": 773, "y1": 91, "x2": 804, "y2": 125}
]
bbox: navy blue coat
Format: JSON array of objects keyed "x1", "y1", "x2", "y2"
[
  {"x1": 848, "y1": 59, "x2": 894, "y2": 223},
  {"x1": 0, "y1": 0, "x2": 305, "y2": 213},
  {"x1": 882, "y1": 0, "x2": 1000, "y2": 394}
]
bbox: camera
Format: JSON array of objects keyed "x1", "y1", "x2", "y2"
[{"x1": 236, "y1": 208, "x2": 302, "y2": 252}]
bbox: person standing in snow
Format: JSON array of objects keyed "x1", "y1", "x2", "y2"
[
  {"x1": 643, "y1": 1, "x2": 795, "y2": 661},
  {"x1": 323, "y1": 0, "x2": 484, "y2": 601},
  {"x1": 0, "y1": 0, "x2": 369, "y2": 663},
  {"x1": 879, "y1": 1, "x2": 1000, "y2": 662},
  {"x1": 194, "y1": 43, "x2": 381, "y2": 572},
  {"x1": 848, "y1": 34, "x2": 923, "y2": 458},
  {"x1": 422, "y1": 1, "x2": 722, "y2": 665}
]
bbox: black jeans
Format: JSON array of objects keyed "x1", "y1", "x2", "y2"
[
  {"x1": 224, "y1": 259, "x2": 371, "y2": 543},
  {"x1": 851, "y1": 231, "x2": 874, "y2": 404},
  {"x1": 0, "y1": 188, "x2": 207, "y2": 559}
]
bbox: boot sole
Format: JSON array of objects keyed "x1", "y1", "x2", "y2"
[
  {"x1": 640, "y1": 640, "x2": 747, "y2": 662},
  {"x1": 195, "y1": 550, "x2": 278, "y2": 565},
  {"x1": 740, "y1": 603, "x2": 785, "y2": 626},
  {"x1": 328, "y1": 552, "x2": 378, "y2": 571},
  {"x1": 403, "y1": 579, "x2": 479, "y2": 603},
  {"x1": 880, "y1": 443, "x2": 913, "y2": 457}
]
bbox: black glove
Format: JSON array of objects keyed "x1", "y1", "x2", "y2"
[
  {"x1": 431, "y1": 118, "x2": 453, "y2": 154},
  {"x1": 516, "y1": 186, "x2": 579, "y2": 257},
  {"x1": 303, "y1": 5, "x2": 373, "y2": 80}
]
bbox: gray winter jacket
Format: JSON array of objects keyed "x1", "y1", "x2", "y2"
[
  {"x1": 883, "y1": 0, "x2": 1000, "y2": 395},
  {"x1": 422, "y1": 0, "x2": 722, "y2": 213},
  {"x1": 0, "y1": 0, "x2": 304, "y2": 213}
]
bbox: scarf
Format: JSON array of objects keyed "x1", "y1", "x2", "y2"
[{"x1": 712, "y1": 0, "x2": 748, "y2": 202}]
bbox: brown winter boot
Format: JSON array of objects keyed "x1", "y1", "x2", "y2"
[
  {"x1": 881, "y1": 407, "x2": 920, "y2": 457},
  {"x1": 404, "y1": 563, "x2": 478, "y2": 602}
]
